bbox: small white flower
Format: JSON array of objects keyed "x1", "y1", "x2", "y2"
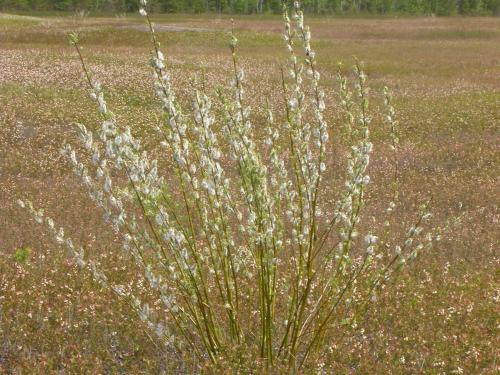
[{"x1": 139, "y1": 8, "x2": 147, "y2": 16}]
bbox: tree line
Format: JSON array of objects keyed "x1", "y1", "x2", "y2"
[{"x1": 1, "y1": 0, "x2": 499, "y2": 16}]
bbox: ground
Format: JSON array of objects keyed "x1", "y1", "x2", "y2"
[{"x1": 0, "y1": 12, "x2": 499, "y2": 374}]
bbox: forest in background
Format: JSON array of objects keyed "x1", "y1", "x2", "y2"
[{"x1": 1, "y1": 0, "x2": 499, "y2": 15}]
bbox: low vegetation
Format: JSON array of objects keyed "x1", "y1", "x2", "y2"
[{"x1": 0, "y1": 4, "x2": 498, "y2": 374}]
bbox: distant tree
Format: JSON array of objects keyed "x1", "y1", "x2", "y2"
[
  {"x1": 436, "y1": 0, "x2": 456, "y2": 14},
  {"x1": 2, "y1": 0, "x2": 499, "y2": 15},
  {"x1": 53, "y1": 0, "x2": 70, "y2": 10},
  {"x1": 485, "y1": 0, "x2": 500, "y2": 14}
]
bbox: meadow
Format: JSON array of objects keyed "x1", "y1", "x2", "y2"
[{"x1": 0, "y1": 11, "x2": 499, "y2": 373}]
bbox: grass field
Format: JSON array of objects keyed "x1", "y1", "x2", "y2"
[{"x1": 0, "y1": 12, "x2": 499, "y2": 373}]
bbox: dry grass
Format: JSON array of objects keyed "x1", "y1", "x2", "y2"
[{"x1": 1, "y1": 14, "x2": 499, "y2": 373}]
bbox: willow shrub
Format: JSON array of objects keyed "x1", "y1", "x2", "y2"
[{"x1": 19, "y1": 1, "x2": 434, "y2": 372}]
